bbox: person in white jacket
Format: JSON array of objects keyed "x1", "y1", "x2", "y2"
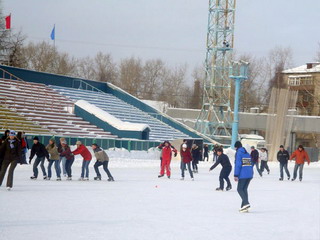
[{"x1": 259, "y1": 148, "x2": 270, "y2": 174}]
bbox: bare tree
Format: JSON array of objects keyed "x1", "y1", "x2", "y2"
[
  {"x1": 76, "y1": 56, "x2": 96, "y2": 80},
  {"x1": 94, "y1": 52, "x2": 118, "y2": 84},
  {"x1": 119, "y1": 57, "x2": 143, "y2": 96}
]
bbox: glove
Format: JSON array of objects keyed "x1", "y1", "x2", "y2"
[
  {"x1": 174, "y1": 152, "x2": 177, "y2": 157},
  {"x1": 29, "y1": 159, "x2": 32, "y2": 164}
]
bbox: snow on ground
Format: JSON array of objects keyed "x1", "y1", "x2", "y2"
[{"x1": 0, "y1": 152, "x2": 319, "y2": 240}]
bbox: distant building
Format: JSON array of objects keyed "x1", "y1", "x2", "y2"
[{"x1": 283, "y1": 63, "x2": 320, "y2": 116}]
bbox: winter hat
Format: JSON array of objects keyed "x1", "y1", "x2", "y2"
[
  {"x1": 33, "y1": 136, "x2": 39, "y2": 141},
  {"x1": 76, "y1": 141, "x2": 82, "y2": 145},
  {"x1": 182, "y1": 144, "x2": 187, "y2": 148},
  {"x1": 251, "y1": 146, "x2": 255, "y2": 149},
  {"x1": 234, "y1": 141, "x2": 242, "y2": 149},
  {"x1": 92, "y1": 143, "x2": 99, "y2": 147},
  {"x1": 9, "y1": 130, "x2": 16, "y2": 136},
  {"x1": 280, "y1": 145, "x2": 284, "y2": 148}
]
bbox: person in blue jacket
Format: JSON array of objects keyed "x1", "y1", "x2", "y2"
[{"x1": 234, "y1": 141, "x2": 254, "y2": 212}]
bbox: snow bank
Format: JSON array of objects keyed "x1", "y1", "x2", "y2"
[{"x1": 75, "y1": 100, "x2": 150, "y2": 131}]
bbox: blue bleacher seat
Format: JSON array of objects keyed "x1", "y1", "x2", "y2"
[{"x1": 50, "y1": 86, "x2": 190, "y2": 141}]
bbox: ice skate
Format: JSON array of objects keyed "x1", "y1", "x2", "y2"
[
  {"x1": 108, "y1": 177, "x2": 114, "y2": 182},
  {"x1": 30, "y1": 176, "x2": 37, "y2": 180},
  {"x1": 291, "y1": 178, "x2": 296, "y2": 181},
  {"x1": 180, "y1": 177, "x2": 184, "y2": 180},
  {"x1": 43, "y1": 176, "x2": 48, "y2": 180},
  {"x1": 239, "y1": 204, "x2": 250, "y2": 213},
  {"x1": 167, "y1": 175, "x2": 170, "y2": 179},
  {"x1": 215, "y1": 188, "x2": 223, "y2": 191},
  {"x1": 226, "y1": 186, "x2": 232, "y2": 191},
  {"x1": 56, "y1": 177, "x2": 61, "y2": 181},
  {"x1": 94, "y1": 176, "x2": 101, "y2": 181},
  {"x1": 78, "y1": 177, "x2": 84, "y2": 181},
  {"x1": 84, "y1": 177, "x2": 89, "y2": 181},
  {"x1": 299, "y1": 178, "x2": 302, "y2": 181},
  {"x1": 191, "y1": 178, "x2": 194, "y2": 181},
  {"x1": 66, "y1": 177, "x2": 72, "y2": 181},
  {"x1": 279, "y1": 178, "x2": 283, "y2": 181},
  {"x1": 6, "y1": 187, "x2": 11, "y2": 191},
  {"x1": 158, "y1": 175, "x2": 164, "y2": 178}
]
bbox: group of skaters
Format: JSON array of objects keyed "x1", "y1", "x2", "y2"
[
  {"x1": 156, "y1": 139, "x2": 311, "y2": 213},
  {"x1": 0, "y1": 130, "x2": 115, "y2": 190}
]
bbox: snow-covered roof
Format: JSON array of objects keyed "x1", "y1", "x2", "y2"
[{"x1": 283, "y1": 63, "x2": 320, "y2": 74}]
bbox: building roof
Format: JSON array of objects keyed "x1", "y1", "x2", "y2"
[{"x1": 283, "y1": 63, "x2": 320, "y2": 74}]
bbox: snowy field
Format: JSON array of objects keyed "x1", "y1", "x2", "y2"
[{"x1": 0, "y1": 150, "x2": 319, "y2": 240}]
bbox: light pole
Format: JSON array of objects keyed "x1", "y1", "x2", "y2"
[{"x1": 229, "y1": 61, "x2": 249, "y2": 149}]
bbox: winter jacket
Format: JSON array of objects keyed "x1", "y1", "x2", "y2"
[
  {"x1": 210, "y1": 153, "x2": 232, "y2": 170},
  {"x1": 277, "y1": 150, "x2": 289, "y2": 164},
  {"x1": 192, "y1": 147, "x2": 201, "y2": 163},
  {"x1": 180, "y1": 148, "x2": 192, "y2": 163},
  {"x1": 203, "y1": 146, "x2": 209, "y2": 157},
  {"x1": 234, "y1": 147, "x2": 253, "y2": 179},
  {"x1": 0, "y1": 138, "x2": 22, "y2": 163},
  {"x1": 93, "y1": 147, "x2": 109, "y2": 162},
  {"x1": 160, "y1": 145, "x2": 177, "y2": 161},
  {"x1": 59, "y1": 145, "x2": 74, "y2": 161},
  {"x1": 72, "y1": 144, "x2": 92, "y2": 161},
  {"x1": 250, "y1": 149, "x2": 259, "y2": 163},
  {"x1": 259, "y1": 151, "x2": 268, "y2": 162},
  {"x1": 30, "y1": 142, "x2": 49, "y2": 160},
  {"x1": 290, "y1": 149, "x2": 310, "y2": 165},
  {"x1": 46, "y1": 144, "x2": 60, "y2": 160}
]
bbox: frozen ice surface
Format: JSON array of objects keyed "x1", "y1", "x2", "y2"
[{"x1": 0, "y1": 153, "x2": 319, "y2": 240}]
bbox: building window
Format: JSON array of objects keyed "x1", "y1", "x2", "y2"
[{"x1": 288, "y1": 75, "x2": 313, "y2": 86}]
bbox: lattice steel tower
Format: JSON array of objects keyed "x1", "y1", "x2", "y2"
[{"x1": 195, "y1": 0, "x2": 236, "y2": 142}]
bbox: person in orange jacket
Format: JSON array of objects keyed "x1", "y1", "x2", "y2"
[
  {"x1": 158, "y1": 141, "x2": 177, "y2": 179},
  {"x1": 290, "y1": 145, "x2": 310, "y2": 181}
]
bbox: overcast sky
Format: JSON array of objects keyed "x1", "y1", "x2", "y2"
[{"x1": 3, "y1": 0, "x2": 320, "y2": 71}]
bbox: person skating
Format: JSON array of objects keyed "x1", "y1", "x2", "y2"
[
  {"x1": 46, "y1": 139, "x2": 62, "y2": 181},
  {"x1": 234, "y1": 141, "x2": 254, "y2": 213},
  {"x1": 259, "y1": 148, "x2": 270, "y2": 174},
  {"x1": 203, "y1": 144, "x2": 209, "y2": 161},
  {"x1": 17, "y1": 132, "x2": 28, "y2": 164},
  {"x1": 180, "y1": 144, "x2": 194, "y2": 181},
  {"x1": 57, "y1": 137, "x2": 68, "y2": 177},
  {"x1": 0, "y1": 130, "x2": 10, "y2": 171},
  {"x1": 158, "y1": 141, "x2": 177, "y2": 179},
  {"x1": 191, "y1": 144, "x2": 201, "y2": 173},
  {"x1": 250, "y1": 146, "x2": 262, "y2": 177},
  {"x1": 92, "y1": 143, "x2": 114, "y2": 182},
  {"x1": 209, "y1": 147, "x2": 232, "y2": 191},
  {"x1": 277, "y1": 145, "x2": 290, "y2": 181},
  {"x1": 29, "y1": 136, "x2": 49, "y2": 180},
  {"x1": 72, "y1": 141, "x2": 92, "y2": 181},
  {"x1": 0, "y1": 130, "x2": 21, "y2": 190},
  {"x1": 59, "y1": 140, "x2": 74, "y2": 180},
  {"x1": 290, "y1": 145, "x2": 310, "y2": 181}
]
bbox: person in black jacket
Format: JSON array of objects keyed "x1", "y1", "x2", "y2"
[
  {"x1": 29, "y1": 136, "x2": 49, "y2": 180},
  {"x1": 209, "y1": 148, "x2": 232, "y2": 191},
  {"x1": 203, "y1": 144, "x2": 209, "y2": 161},
  {"x1": 0, "y1": 130, "x2": 21, "y2": 190},
  {"x1": 250, "y1": 146, "x2": 262, "y2": 177},
  {"x1": 0, "y1": 130, "x2": 10, "y2": 171},
  {"x1": 277, "y1": 145, "x2": 290, "y2": 181},
  {"x1": 191, "y1": 144, "x2": 201, "y2": 173}
]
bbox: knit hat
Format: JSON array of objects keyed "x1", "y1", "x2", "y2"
[
  {"x1": 33, "y1": 136, "x2": 39, "y2": 141},
  {"x1": 9, "y1": 130, "x2": 16, "y2": 136},
  {"x1": 182, "y1": 144, "x2": 187, "y2": 148},
  {"x1": 76, "y1": 141, "x2": 82, "y2": 145},
  {"x1": 234, "y1": 141, "x2": 242, "y2": 149},
  {"x1": 280, "y1": 145, "x2": 284, "y2": 148},
  {"x1": 251, "y1": 146, "x2": 255, "y2": 149}
]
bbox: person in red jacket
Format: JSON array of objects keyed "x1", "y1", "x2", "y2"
[
  {"x1": 72, "y1": 141, "x2": 92, "y2": 181},
  {"x1": 180, "y1": 144, "x2": 194, "y2": 181},
  {"x1": 290, "y1": 145, "x2": 310, "y2": 181},
  {"x1": 158, "y1": 141, "x2": 177, "y2": 179}
]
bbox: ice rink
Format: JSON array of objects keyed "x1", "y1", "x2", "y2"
[{"x1": 0, "y1": 156, "x2": 319, "y2": 240}]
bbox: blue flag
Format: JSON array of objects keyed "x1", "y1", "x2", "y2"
[{"x1": 50, "y1": 25, "x2": 55, "y2": 40}]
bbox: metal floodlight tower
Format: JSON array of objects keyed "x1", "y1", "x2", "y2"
[
  {"x1": 195, "y1": 0, "x2": 236, "y2": 143},
  {"x1": 229, "y1": 60, "x2": 249, "y2": 148}
]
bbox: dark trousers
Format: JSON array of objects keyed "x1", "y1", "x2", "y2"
[
  {"x1": 253, "y1": 162, "x2": 262, "y2": 176},
  {"x1": 260, "y1": 161, "x2": 270, "y2": 173},
  {"x1": 192, "y1": 161, "x2": 198, "y2": 171},
  {"x1": 219, "y1": 166, "x2": 232, "y2": 189},
  {"x1": 280, "y1": 162, "x2": 290, "y2": 179},
  {"x1": 48, "y1": 159, "x2": 61, "y2": 178},
  {"x1": 94, "y1": 161, "x2": 113, "y2": 179},
  {"x1": 0, "y1": 159, "x2": 17, "y2": 188},
  {"x1": 21, "y1": 151, "x2": 28, "y2": 164},
  {"x1": 237, "y1": 178, "x2": 251, "y2": 208},
  {"x1": 180, "y1": 161, "x2": 193, "y2": 178},
  {"x1": 203, "y1": 153, "x2": 209, "y2": 161},
  {"x1": 293, "y1": 163, "x2": 304, "y2": 180},
  {"x1": 33, "y1": 157, "x2": 46, "y2": 178},
  {"x1": 65, "y1": 159, "x2": 74, "y2": 178}
]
